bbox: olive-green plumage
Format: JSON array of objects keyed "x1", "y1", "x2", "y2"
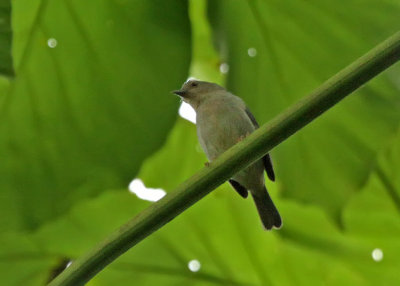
[{"x1": 173, "y1": 80, "x2": 281, "y2": 230}]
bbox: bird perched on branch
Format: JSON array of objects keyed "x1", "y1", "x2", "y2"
[{"x1": 173, "y1": 79, "x2": 281, "y2": 230}]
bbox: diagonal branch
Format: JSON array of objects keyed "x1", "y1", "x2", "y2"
[{"x1": 48, "y1": 31, "x2": 400, "y2": 286}]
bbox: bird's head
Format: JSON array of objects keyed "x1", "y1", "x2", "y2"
[{"x1": 172, "y1": 79, "x2": 225, "y2": 108}]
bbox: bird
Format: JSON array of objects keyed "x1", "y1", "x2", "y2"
[{"x1": 173, "y1": 79, "x2": 282, "y2": 230}]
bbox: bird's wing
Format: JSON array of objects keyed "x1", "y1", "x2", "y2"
[
  {"x1": 244, "y1": 107, "x2": 260, "y2": 129},
  {"x1": 229, "y1": 179, "x2": 248, "y2": 198},
  {"x1": 245, "y1": 107, "x2": 275, "y2": 181}
]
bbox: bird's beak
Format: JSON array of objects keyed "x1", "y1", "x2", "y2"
[{"x1": 172, "y1": 90, "x2": 187, "y2": 97}]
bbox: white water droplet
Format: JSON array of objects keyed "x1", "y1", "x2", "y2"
[
  {"x1": 248, "y1": 47, "x2": 257, "y2": 57},
  {"x1": 371, "y1": 248, "x2": 383, "y2": 262},
  {"x1": 47, "y1": 38, "x2": 58, "y2": 48},
  {"x1": 219, "y1": 63, "x2": 229, "y2": 74},
  {"x1": 128, "y1": 179, "x2": 166, "y2": 202},
  {"x1": 188, "y1": 259, "x2": 201, "y2": 272}
]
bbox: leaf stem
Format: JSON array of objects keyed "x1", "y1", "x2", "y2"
[
  {"x1": 48, "y1": 31, "x2": 400, "y2": 286},
  {"x1": 375, "y1": 165, "x2": 400, "y2": 214}
]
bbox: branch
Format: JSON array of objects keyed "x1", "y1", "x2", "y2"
[{"x1": 48, "y1": 31, "x2": 400, "y2": 286}]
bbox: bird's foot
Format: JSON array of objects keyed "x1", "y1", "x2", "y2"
[{"x1": 204, "y1": 162, "x2": 210, "y2": 167}]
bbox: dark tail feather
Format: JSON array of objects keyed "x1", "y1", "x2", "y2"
[{"x1": 251, "y1": 186, "x2": 282, "y2": 230}]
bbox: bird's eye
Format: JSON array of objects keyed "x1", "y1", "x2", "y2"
[{"x1": 191, "y1": 82, "x2": 198, "y2": 87}]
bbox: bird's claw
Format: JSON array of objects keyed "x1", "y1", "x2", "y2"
[{"x1": 204, "y1": 162, "x2": 210, "y2": 167}]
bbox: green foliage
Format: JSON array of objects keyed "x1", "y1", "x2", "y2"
[
  {"x1": 0, "y1": 0, "x2": 399, "y2": 285},
  {"x1": 0, "y1": 0, "x2": 190, "y2": 231},
  {"x1": 9, "y1": 122, "x2": 400, "y2": 285},
  {"x1": 208, "y1": 0, "x2": 400, "y2": 221},
  {"x1": 0, "y1": 0, "x2": 13, "y2": 76}
]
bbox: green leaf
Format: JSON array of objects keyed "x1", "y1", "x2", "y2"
[
  {"x1": 18, "y1": 166, "x2": 399, "y2": 285},
  {"x1": 77, "y1": 119, "x2": 398, "y2": 285},
  {"x1": 0, "y1": 0, "x2": 191, "y2": 231},
  {"x1": 139, "y1": 118, "x2": 205, "y2": 191},
  {"x1": 0, "y1": 0, "x2": 13, "y2": 76},
  {"x1": 342, "y1": 127, "x2": 400, "y2": 284},
  {"x1": 6, "y1": 122, "x2": 399, "y2": 285},
  {"x1": 0, "y1": 232, "x2": 56, "y2": 285},
  {"x1": 208, "y1": 0, "x2": 400, "y2": 221},
  {"x1": 2, "y1": 0, "x2": 400, "y2": 285},
  {"x1": 344, "y1": 127, "x2": 400, "y2": 237}
]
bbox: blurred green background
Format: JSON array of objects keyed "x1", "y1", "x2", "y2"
[{"x1": 1, "y1": 0, "x2": 400, "y2": 285}]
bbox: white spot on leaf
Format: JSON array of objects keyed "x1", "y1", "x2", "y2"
[
  {"x1": 179, "y1": 102, "x2": 196, "y2": 124},
  {"x1": 248, "y1": 47, "x2": 257, "y2": 57},
  {"x1": 47, "y1": 38, "x2": 58, "y2": 48},
  {"x1": 128, "y1": 179, "x2": 166, "y2": 202},
  {"x1": 372, "y1": 248, "x2": 383, "y2": 262},
  {"x1": 188, "y1": 259, "x2": 201, "y2": 272},
  {"x1": 219, "y1": 63, "x2": 229, "y2": 74}
]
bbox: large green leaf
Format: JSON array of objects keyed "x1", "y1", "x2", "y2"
[
  {"x1": 3, "y1": 121, "x2": 399, "y2": 285},
  {"x1": 207, "y1": 0, "x2": 400, "y2": 221},
  {"x1": 2, "y1": 0, "x2": 400, "y2": 285},
  {"x1": 0, "y1": 0, "x2": 190, "y2": 231},
  {"x1": 139, "y1": 119, "x2": 205, "y2": 191},
  {"x1": 0, "y1": 232, "x2": 55, "y2": 285},
  {"x1": 344, "y1": 128, "x2": 400, "y2": 239},
  {"x1": 99, "y1": 122, "x2": 399, "y2": 286},
  {"x1": 0, "y1": 0, "x2": 13, "y2": 76}
]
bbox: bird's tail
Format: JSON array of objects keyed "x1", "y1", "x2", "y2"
[{"x1": 251, "y1": 186, "x2": 282, "y2": 230}]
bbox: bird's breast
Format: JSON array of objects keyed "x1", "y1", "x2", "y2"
[{"x1": 196, "y1": 99, "x2": 254, "y2": 161}]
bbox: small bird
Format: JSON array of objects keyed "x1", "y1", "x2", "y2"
[{"x1": 173, "y1": 79, "x2": 282, "y2": 230}]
